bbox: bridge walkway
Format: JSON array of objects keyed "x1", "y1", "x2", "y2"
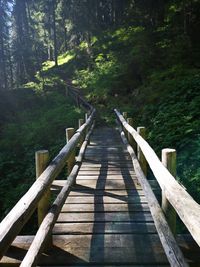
[
  {"x1": 47, "y1": 126, "x2": 169, "y2": 266},
  {"x1": 3, "y1": 127, "x2": 200, "y2": 266}
]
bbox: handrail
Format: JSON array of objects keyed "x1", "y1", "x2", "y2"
[
  {"x1": 66, "y1": 83, "x2": 93, "y2": 111},
  {"x1": 114, "y1": 109, "x2": 200, "y2": 247},
  {"x1": 116, "y1": 120, "x2": 188, "y2": 267},
  {"x1": 20, "y1": 123, "x2": 95, "y2": 267},
  {"x1": 0, "y1": 87, "x2": 96, "y2": 259}
]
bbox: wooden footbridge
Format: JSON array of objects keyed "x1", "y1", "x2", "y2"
[{"x1": 0, "y1": 87, "x2": 200, "y2": 266}]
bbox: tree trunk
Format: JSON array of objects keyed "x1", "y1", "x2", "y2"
[
  {"x1": 52, "y1": 0, "x2": 58, "y2": 66},
  {"x1": 0, "y1": 28, "x2": 8, "y2": 90},
  {"x1": 7, "y1": 40, "x2": 13, "y2": 89},
  {"x1": 0, "y1": 2, "x2": 8, "y2": 90},
  {"x1": 64, "y1": 25, "x2": 67, "y2": 51}
]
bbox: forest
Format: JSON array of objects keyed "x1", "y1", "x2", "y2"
[{"x1": 0, "y1": 0, "x2": 200, "y2": 225}]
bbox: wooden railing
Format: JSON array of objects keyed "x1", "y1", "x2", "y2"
[
  {"x1": 0, "y1": 86, "x2": 96, "y2": 264},
  {"x1": 66, "y1": 82, "x2": 93, "y2": 111},
  {"x1": 114, "y1": 109, "x2": 200, "y2": 250}
]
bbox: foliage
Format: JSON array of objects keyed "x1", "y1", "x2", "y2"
[
  {"x1": 0, "y1": 85, "x2": 82, "y2": 219},
  {"x1": 70, "y1": 23, "x2": 200, "y2": 204},
  {"x1": 0, "y1": 0, "x2": 200, "y2": 233},
  {"x1": 137, "y1": 71, "x2": 200, "y2": 203}
]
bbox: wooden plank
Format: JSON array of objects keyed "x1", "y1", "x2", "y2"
[
  {"x1": 80, "y1": 169, "x2": 134, "y2": 174},
  {"x1": 61, "y1": 203, "x2": 150, "y2": 212},
  {"x1": 76, "y1": 175, "x2": 137, "y2": 180},
  {"x1": 78, "y1": 170, "x2": 135, "y2": 175},
  {"x1": 81, "y1": 163, "x2": 133, "y2": 167},
  {"x1": 84, "y1": 152, "x2": 131, "y2": 156},
  {"x1": 53, "y1": 179, "x2": 141, "y2": 190},
  {"x1": 1, "y1": 235, "x2": 169, "y2": 265},
  {"x1": 82, "y1": 160, "x2": 133, "y2": 165},
  {"x1": 84, "y1": 156, "x2": 131, "y2": 161},
  {"x1": 79, "y1": 164, "x2": 134, "y2": 168},
  {"x1": 2, "y1": 234, "x2": 200, "y2": 266},
  {"x1": 39, "y1": 265, "x2": 170, "y2": 267},
  {"x1": 53, "y1": 222, "x2": 156, "y2": 234},
  {"x1": 68, "y1": 189, "x2": 145, "y2": 196},
  {"x1": 65, "y1": 195, "x2": 148, "y2": 204},
  {"x1": 57, "y1": 211, "x2": 153, "y2": 223}
]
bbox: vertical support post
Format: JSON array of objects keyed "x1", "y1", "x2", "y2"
[
  {"x1": 127, "y1": 118, "x2": 137, "y2": 153},
  {"x1": 79, "y1": 118, "x2": 85, "y2": 128},
  {"x1": 35, "y1": 150, "x2": 52, "y2": 247},
  {"x1": 35, "y1": 150, "x2": 50, "y2": 226},
  {"x1": 137, "y1": 127, "x2": 147, "y2": 176},
  {"x1": 66, "y1": 128, "x2": 75, "y2": 174},
  {"x1": 79, "y1": 119, "x2": 85, "y2": 146},
  {"x1": 85, "y1": 113, "x2": 89, "y2": 135},
  {"x1": 122, "y1": 112, "x2": 128, "y2": 137},
  {"x1": 85, "y1": 112, "x2": 88, "y2": 122},
  {"x1": 122, "y1": 112, "x2": 127, "y2": 120},
  {"x1": 162, "y1": 148, "x2": 177, "y2": 235}
]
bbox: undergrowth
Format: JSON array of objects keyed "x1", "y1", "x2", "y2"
[{"x1": 0, "y1": 78, "x2": 83, "y2": 220}]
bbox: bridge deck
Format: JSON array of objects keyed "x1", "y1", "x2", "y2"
[
  {"x1": 49, "y1": 127, "x2": 168, "y2": 266},
  {"x1": 2, "y1": 127, "x2": 199, "y2": 266}
]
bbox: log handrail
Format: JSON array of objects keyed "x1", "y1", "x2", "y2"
[
  {"x1": 66, "y1": 83, "x2": 93, "y2": 111},
  {"x1": 20, "y1": 123, "x2": 95, "y2": 267},
  {"x1": 114, "y1": 108, "x2": 200, "y2": 247},
  {"x1": 0, "y1": 88, "x2": 95, "y2": 259},
  {"x1": 116, "y1": 119, "x2": 188, "y2": 267}
]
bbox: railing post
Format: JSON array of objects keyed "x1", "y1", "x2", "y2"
[
  {"x1": 35, "y1": 150, "x2": 52, "y2": 247},
  {"x1": 66, "y1": 128, "x2": 75, "y2": 174},
  {"x1": 85, "y1": 113, "x2": 89, "y2": 135},
  {"x1": 79, "y1": 118, "x2": 84, "y2": 128},
  {"x1": 85, "y1": 112, "x2": 88, "y2": 122},
  {"x1": 122, "y1": 112, "x2": 127, "y2": 120},
  {"x1": 122, "y1": 112, "x2": 128, "y2": 137},
  {"x1": 79, "y1": 118, "x2": 85, "y2": 146},
  {"x1": 137, "y1": 127, "x2": 147, "y2": 176},
  {"x1": 162, "y1": 148, "x2": 177, "y2": 235},
  {"x1": 35, "y1": 150, "x2": 50, "y2": 226},
  {"x1": 127, "y1": 118, "x2": 137, "y2": 153}
]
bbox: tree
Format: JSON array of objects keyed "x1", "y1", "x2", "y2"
[
  {"x1": 52, "y1": 0, "x2": 58, "y2": 66},
  {"x1": 0, "y1": 0, "x2": 13, "y2": 90}
]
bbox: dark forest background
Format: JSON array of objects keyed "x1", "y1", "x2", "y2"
[{"x1": 0, "y1": 0, "x2": 200, "y2": 223}]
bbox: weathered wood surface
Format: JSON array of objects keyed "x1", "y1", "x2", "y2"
[
  {"x1": 1, "y1": 234, "x2": 200, "y2": 266},
  {"x1": 19, "y1": 124, "x2": 95, "y2": 267},
  {"x1": 1, "y1": 127, "x2": 199, "y2": 266},
  {"x1": 115, "y1": 109, "x2": 200, "y2": 247},
  {"x1": 118, "y1": 127, "x2": 188, "y2": 266},
  {"x1": 0, "y1": 109, "x2": 95, "y2": 259},
  {"x1": 35, "y1": 150, "x2": 50, "y2": 227}
]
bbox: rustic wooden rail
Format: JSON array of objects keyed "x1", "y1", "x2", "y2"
[
  {"x1": 115, "y1": 117, "x2": 188, "y2": 267},
  {"x1": 114, "y1": 109, "x2": 200, "y2": 249},
  {"x1": 20, "y1": 123, "x2": 95, "y2": 267},
  {"x1": 0, "y1": 87, "x2": 96, "y2": 260},
  {"x1": 1, "y1": 86, "x2": 199, "y2": 266}
]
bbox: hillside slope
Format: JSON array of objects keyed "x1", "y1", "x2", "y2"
[
  {"x1": 0, "y1": 78, "x2": 83, "y2": 221},
  {"x1": 36, "y1": 25, "x2": 200, "y2": 204}
]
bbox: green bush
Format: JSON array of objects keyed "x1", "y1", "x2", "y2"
[{"x1": 0, "y1": 90, "x2": 82, "y2": 219}]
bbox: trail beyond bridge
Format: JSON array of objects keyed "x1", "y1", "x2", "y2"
[{"x1": 0, "y1": 88, "x2": 200, "y2": 266}]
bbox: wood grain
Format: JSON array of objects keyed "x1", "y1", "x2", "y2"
[
  {"x1": 0, "y1": 110, "x2": 95, "y2": 258},
  {"x1": 115, "y1": 108, "x2": 200, "y2": 248}
]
